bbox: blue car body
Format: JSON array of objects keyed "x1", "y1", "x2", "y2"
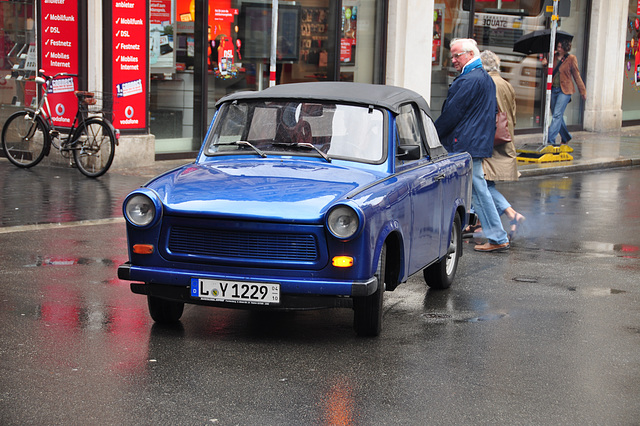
[{"x1": 118, "y1": 82, "x2": 472, "y2": 336}]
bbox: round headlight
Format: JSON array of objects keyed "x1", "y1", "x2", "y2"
[
  {"x1": 125, "y1": 194, "x2": 156, "y2": 227},
  {"x1": 327, "y1": 205, "x2": 359, "y2": 240}
]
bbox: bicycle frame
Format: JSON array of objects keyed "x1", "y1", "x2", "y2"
[{"x1": 31, "y1": 73, "x2": 86, "y2": 152}]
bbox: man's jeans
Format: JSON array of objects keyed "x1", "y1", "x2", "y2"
[
  {"x1": 472, "y1": 158, "x2": 509, "y2": 245},
  {"x1": 548, "y1": 87, "x2": 572, "y2": 144}
]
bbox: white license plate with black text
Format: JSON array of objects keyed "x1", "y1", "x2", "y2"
[{"x1": 190, "y1": 278, "x2": 280, "y2": 305}]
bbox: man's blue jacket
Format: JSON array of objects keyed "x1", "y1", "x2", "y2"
[{"x1": 435, "y1": 58, "x2": 497, "y2": 159}]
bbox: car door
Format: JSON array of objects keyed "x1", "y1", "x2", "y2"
[
  {"x1": 394, "y1": 103, "x2": 443, "y2": 274},
  {"x1": 420, "y1": 109, "x2": 464, "y2": 258}
]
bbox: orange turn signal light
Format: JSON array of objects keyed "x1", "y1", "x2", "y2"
[
  {"x1": 332, "y1": 256, "x2": 354, "y2": 268},
  {"x1": 133, "y1": 244, "x2": 154, "y2": 254}
]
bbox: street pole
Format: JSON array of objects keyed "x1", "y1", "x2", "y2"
[
  {"x1": 467, "y1": 0, "x2": 475, "y2": 39},
  {"x1": 269, "y1": 0, "x2": 279, "y2": 87},
  {"x1": 542, "y1": 0, "x2": 559, "y2": 146}
]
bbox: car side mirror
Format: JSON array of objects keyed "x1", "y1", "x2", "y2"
[{"x1": 397, "y1": 145, "x2": 421, "y2": 161}]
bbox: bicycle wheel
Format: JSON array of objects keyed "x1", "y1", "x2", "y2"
[
  {"x1": 1, "y1": 111, "x2": 49, "y2": 168},
  {"x1": 72, "y1": 118, "x2": 115, "y2": 178}
]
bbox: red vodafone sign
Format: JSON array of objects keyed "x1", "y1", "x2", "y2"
[
  {"x1": 111, "y1": 0, "x2": 147, "y2": 131},
  {"x1": 40, "y1": 0, "x2": 79, "y2": 128},
  {"x1": 213, "y1": 8, "x2": 238, "y2": 22}
]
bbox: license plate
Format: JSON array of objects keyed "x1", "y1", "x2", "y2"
[{"x1": 190, "y1": 278, "x2": 280, "y2": 305}]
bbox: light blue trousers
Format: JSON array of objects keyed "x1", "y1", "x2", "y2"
[
  {"x1": 548, "y1": 87, "x2": 573, "y2": 145},
  {"x1": 472, "y1": 159, "x2": 509, "y2": 245}
]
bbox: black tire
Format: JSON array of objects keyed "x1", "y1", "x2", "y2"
[
  {"x1": 147, "y1": 295, "x2": 184, "y2": 324},
  {"x1": 424, "y1": 212, "x2": 462, "y2": 290},
  {"x1": 1, "y1": 111, "x2": 49, "y2": 168},
  {"x1": 72, "y1": 118, "x2": 115, "y2": 177},
  {"x1": 353, "y1": 243, "x2": 386, "y2": 337}
]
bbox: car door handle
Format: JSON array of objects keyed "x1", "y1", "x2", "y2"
[{"x1": 435, "y1": 174, "x2": 446, "y2": 181}]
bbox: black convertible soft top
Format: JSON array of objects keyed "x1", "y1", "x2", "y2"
[{"x1": 216, "y1": 82, "x2": 432, "y2": 116}]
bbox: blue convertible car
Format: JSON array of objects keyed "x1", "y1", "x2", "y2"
[{"x1": 118, "y1": 82, "x2": 472, "y2": 336}]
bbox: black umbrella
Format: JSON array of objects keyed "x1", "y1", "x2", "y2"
[{"x1": 513, "y1": 29, "x2": 574, "y2": 55}]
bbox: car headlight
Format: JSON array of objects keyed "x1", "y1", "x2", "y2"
[
  {"x1": 327, "y1": 205, "x2": 360, "y2": 240},
  {"x1": 124, "y1": 193, "x2": 157, "y2": 227}
]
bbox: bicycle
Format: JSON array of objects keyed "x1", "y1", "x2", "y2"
[{"x1": 1, "y1": 70, "x2": 118, "y2": 178}]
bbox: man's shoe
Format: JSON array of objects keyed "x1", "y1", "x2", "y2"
[{"x1": 474, "y1": 242, "x2": 510, "y2": 252}]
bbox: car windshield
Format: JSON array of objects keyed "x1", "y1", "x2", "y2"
[{"x1": 204, "y1": 100, "x2": 385, "y2": 163}]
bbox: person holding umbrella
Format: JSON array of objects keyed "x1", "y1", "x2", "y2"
[{"x1": 545, "y1": 39, "x2": 587, "y2": 145}]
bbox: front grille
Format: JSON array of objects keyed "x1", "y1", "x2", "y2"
[{"x1": 168, "y1": 226, "x2": 319, "y2": 261}]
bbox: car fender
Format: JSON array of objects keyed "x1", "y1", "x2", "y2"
[
  {"x1": 351, "y1": 176, "x2": 414, "y2": 289},
  {"x1": 372, "y1": 218, "x2": 406, "y2": 290}
]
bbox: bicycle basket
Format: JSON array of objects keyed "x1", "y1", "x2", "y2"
[{"x1": 77, "y1": 91, "x2": 114, "y2": 120}]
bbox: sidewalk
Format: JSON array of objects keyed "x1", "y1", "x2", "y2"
[
  {"x1": 114, "y1": 126, "x2": 640, "y2": 179},
  {"x1": 513, "y1": 125, "x2": 640, "y2": 177}
]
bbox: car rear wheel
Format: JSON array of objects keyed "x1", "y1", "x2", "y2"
[
  {"x1": 147, "y1": 295, "x2": 184, "y2": 324},
  {"x1": 353, "y1": 243, "x2": 386, "y2": 337},
  {"x1": 424, "y1": 212, "x2": 461, "y2": 290}
]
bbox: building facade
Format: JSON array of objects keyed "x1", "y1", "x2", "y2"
[{"x1": 0, "y1": 0, "x2": 637, "y2": 168}]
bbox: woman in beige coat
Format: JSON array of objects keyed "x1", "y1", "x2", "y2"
[{"x1": 475, "y1": 50, "x2": 525, "y2": 239}]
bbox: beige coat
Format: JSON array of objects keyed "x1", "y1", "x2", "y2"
[{"x1": 483, "y1": 71, "x2": 519, "y2": 182}]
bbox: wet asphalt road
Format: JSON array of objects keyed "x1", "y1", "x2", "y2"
[{"x1": 1, "y1": 161, "x2": 639, "y2": 425}]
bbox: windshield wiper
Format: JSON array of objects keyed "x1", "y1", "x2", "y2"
[
  {"x1": 214, "y1": 140, "x2": 267, "y2": 158},
  {"x1": 272, "y1": 142, "x2": 331, "y2": 162}
]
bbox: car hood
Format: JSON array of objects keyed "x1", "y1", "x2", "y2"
[{"x1": 145, "y1": 158, "x2": 387, "y2": 221}]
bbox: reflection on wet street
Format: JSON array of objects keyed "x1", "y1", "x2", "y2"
[
  {"x1": 1, "y1": 160, "x2": 639, "y2": 424},
  {"x1": 0, "y1": 162, "x2": 149, "y2": 227},
  {"x1": 495, "y1": 168, "x2": 640, "y2": 259}
]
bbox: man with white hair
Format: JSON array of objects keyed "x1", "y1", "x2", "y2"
[{"x1": 435, "y1": 38, "x2": 510, "y2": 252}]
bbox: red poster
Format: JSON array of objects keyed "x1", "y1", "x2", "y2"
[
  {"x1": 112, "y1": 0, "x2": 147, "y2": 130},
  {"x1": 340, "y1": 39, "x2": 355, "y2": 63},
  {"x1": 40, "y1": 0, "x2": 79, "y2": 128},
  {"x1": 175, "y1": 0, "x2": 232, "y2": 44},
  {"x1": 213, "y1": 8, "x2": 238, "y2": 22},
  {"x1": 150, "y1": 0, "x2": 171, "y2": 25},
  {"x1": 340, "y1": 6, "x2": 356, "y2": 64}
]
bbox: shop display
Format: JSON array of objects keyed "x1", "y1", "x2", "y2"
[{"x1": 300, "y1": 7, "x2": 328, "y2": 67}]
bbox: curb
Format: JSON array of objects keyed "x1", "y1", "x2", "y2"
[{"x1": 518, "y1": 158, "x2": 640, "y2": 178}]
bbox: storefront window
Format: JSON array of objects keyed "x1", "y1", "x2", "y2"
[
  {"x1": 0, "y1": 0, "x2": 36, "y2": 128},
  {"x1": 341, "y1": 0, "x2": 378, "y2": 83},
  {"x1": 430, "y1": 0, "x2": 588, "y2": 132},
  {"x1": 623, "y1": 1, "x2": 640, "y2": 122},
  {"x1": 149, "y1": 0, "x2": 384, "y2": 156}
]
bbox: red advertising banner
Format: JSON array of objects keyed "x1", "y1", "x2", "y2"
[
  {"x1": 112, "y1": 0, "x2": 147, "y2": 130},
  {"x1": 40, "y1": 0, "x2": 79, "y2": 128}
]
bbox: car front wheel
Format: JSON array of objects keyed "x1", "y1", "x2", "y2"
[
  {"x1": 147, "y1": 295, "x2": 184, "y2": 324},
  {"x1": 353, "y1": 243, "x2": 386, "y2": 337},
  {"x1": 423, "y1": 212, "x2": 461, "y2": 289}
]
